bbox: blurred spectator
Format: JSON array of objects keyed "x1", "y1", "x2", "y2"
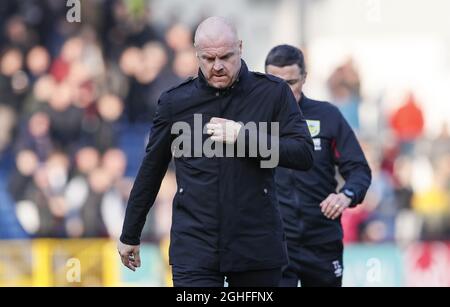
[
  {"x1": 393, "y1": 156, "x2": 414, "y2": 211},
  {"x1": 100, "y1": 148, "x2": 128, "y2": 239},
  {"x1": 119, "y1": 46, "x2": 142, "y2": 77},
  {"x1": 359, "y1": 142, "x2": 397, "y2": 242},
  {"x1": 21, "y1": 75, "x2": 56, "y2": 116},
  {"x1": 17, "y1": 152, "x2": 70, "y2": 237},
  {"x1": 124, "y1": 42, "x2": 180, "y2": 122},
  {"x1": 0, "y1": 105, "x2": 16, "y2": 153},
  {"x1": 165, "y1": 23, "x2": 193, "y2": 52},
  {"x1": 80, "y1": 168, "x2": 112, "y2": 237},
  {"x1": 15, "y1": 111, "x2": 54, "y2": 160},
  {"x1": 173, "y1": 49, "x2": 198, "y2": 79},
  {"x1": 0, "y1": 48, "x2": 29, "y2": 112},
  {"x1": 50, "y1": 37, "x2": 83, "y2": 83},
  {"x1": 74, "y1": 146, "x2": 101, "y2": 176},
  {"x1": 328, "y1": 58, "x2": 362, "y2": 130},
  {"x1": 411, "y1": 155, "x2": 449, "y2": 240},
  {"x1": 392, "y1": 155, "x2": 423, "y2": 244},
  {"x1": 8, "y1": 149, "x2": 39, "y2": 201},
  {"x1": 26, "y1": 46, "x2": 50, "y2": 81},
  {"x1": 64, "y1": 147, "x2": 100, "y2": 237},
  {"x1": 45, "y1": 82, "x2": 83, "y2": 152},
  {"x1": 101, "y1": 148, "x2": 127, "y2": 182},
  {"x1": 390, "y1": 93, "x2": 425, "y2": 154},
  {"x1": 101, "y1": 0, "x2": 161, "y2": 60},
  {"x1": 91, "y1": 94, "x2": 123, "y2": 151},
  {"x1": 4, "y1": 15, "x2": 36, "y2": 51},
  {"x1": 430, "y1": 122, "x2": 450, "y2": 160}
]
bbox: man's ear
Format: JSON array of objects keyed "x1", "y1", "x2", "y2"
[
  {"x1": 238, "y1": 40, "x2": 243, "y2": 55},
  {"x1": 302, "y1": 72, "x2": 308, "y2": 84}
]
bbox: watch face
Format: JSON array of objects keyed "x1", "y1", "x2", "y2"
[{"x1": 344, "y1": 189, "x2": 354, "y2": 198}]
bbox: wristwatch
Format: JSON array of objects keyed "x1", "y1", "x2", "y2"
[{"x1": 342, "y1": 189, "x2": 355, "y2": 205}]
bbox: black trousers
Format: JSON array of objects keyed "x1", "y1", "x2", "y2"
[
  {"x1": 172, "y1": 265, "x2": 282, "y2": 287},
  {"x1": 280, "y1": 240, "x2": 344, "y2": 287}
]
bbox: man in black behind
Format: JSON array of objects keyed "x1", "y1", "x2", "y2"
[{"x1": 266, "y1": 45, "x2": 371, "y2": 287}]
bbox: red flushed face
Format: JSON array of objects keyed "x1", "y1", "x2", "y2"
[{"x1": 196, "y1": 41, "x2": 242, "y2": 89}]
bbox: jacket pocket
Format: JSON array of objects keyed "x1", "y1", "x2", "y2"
[
  {"x1": 174, "y1": 186, "x2": 185, "y2": 210},
  {"x1": 262, "y1": 187, "x2": 278, "y2": 232}
]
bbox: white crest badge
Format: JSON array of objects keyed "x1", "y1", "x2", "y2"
[{"x1": 306, "y1": 120, "x2": 320, "y2": 138}]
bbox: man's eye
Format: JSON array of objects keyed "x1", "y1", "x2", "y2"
[{"x1": 287, "y1": 79, "x2": 299, "y2": 85}]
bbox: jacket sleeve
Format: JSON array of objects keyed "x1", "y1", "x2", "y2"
[
  {"x1": 333, "y1": 108, "x2": 372, "y2": 207},
  {"x1": 239, "y1": 82, "x2": 314, "y2": 170},
  {"x1": 120, "y1": 93, "x2": 173, "y2": 245}
]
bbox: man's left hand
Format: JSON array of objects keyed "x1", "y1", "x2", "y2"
[
  {"x1": 320, "y1": 193, "x2": 352, "y2": 220},
  {"x1": 206, "y1": 117, "x2": 242, "y2": 144}
]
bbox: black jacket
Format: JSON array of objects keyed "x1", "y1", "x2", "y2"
[
  {"x1": 276, "y1": 94, "x2": 371, "y2": 245},
  {"x1": 120, "y1": 61, "x2": 314, "y2": 272}
]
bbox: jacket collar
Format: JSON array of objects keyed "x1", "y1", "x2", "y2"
[
  {"x1": 299, "y1": 93, "x2": 308, "y2": 109},
  {"x1": 196, "y1": 59, "x2": 249, "y2": 94}
]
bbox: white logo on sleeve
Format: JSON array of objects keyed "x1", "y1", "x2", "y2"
[
  {"x1": 332, "y1": 260, "x2": 343, "y2": 277},
  {"x1": 312, "y1": 138, "x2": 322, "y2": 151}
]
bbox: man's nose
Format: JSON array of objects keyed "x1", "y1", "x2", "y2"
[{"x1": 213, "y1": 59, "x2": 223, "y2": 71}]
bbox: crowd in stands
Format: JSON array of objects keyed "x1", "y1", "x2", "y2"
[{"x1": 0, "y1": 0, "x2": 448, "y2": 244}]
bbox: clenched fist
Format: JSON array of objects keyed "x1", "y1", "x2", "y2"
[{"x1": 206, "y1": 117, "x2": 243, "y2": 144}]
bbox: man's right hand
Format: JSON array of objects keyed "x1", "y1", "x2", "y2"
[
  {"x1": 206, "y1": 117, "x2": 243, "y2": 144},
  {"x1": 117, "y1": 240, "x2": 141, "y2": 271}
]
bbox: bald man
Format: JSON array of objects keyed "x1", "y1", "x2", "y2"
[{"x1": 118, "y1": 17, "x2": 314, "y2": 287}]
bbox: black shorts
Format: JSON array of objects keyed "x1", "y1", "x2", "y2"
[
  {"x1": 172, "y1": 265, "x2": 282, "y2": 287},
  {"x1": 280, "y1": 240, "x2": 344, "y2": 287}
]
